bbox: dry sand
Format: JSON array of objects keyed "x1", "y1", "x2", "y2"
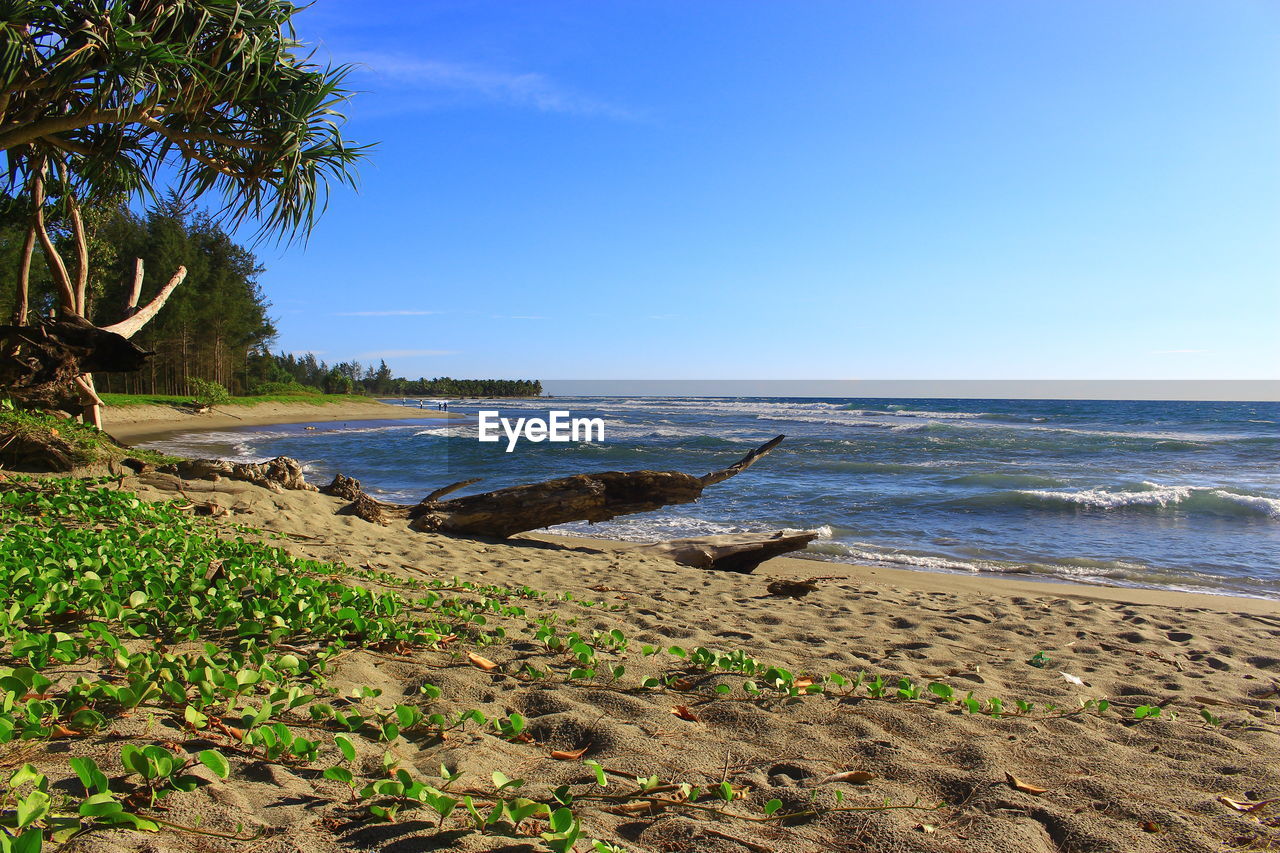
[
  {"x1": 105, "y1": 399, "x2": 453, "y2": 443},
  {"x1": 49, "y1": 472, "x2": 1278, "y2": 853}
]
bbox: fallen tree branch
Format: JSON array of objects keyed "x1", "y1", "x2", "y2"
[
  {"x1": 626, "y1": 530, "x2": 820, "y2": 573},
  {"x1": 400, "y1": 434, "x2": 787, "y2": 539}
]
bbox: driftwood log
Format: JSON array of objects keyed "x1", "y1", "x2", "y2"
[
  {"x1": 405, "y1": 435, "x2": 787, "y2": 538},
  {"x1": 160, "y1": 439, "x2": 816, "y2": 569},
  {"x1": 314, "y1": 437, "x2": 787, "y2": 538},
  {"x1": 626, "y1": 531, "x2": 821, "y2": 573},
  {"x1": 165, "y1": 457, "x2": 317, "y2": 494}
]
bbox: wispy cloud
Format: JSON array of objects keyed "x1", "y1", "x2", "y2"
[
  {"x1": 344, "y1": 52, "x2": 635, "y2": 119},
  {"x1": 357, "y1": 349, "x2": 458, "y2": 359},
  {"x1": 1150, "y1": 349, "x2": 1210, "y2": 355},
  {"x1": 335, "y1": 310, "x2": 437, "y2": 317}
]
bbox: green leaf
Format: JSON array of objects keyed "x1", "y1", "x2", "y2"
[
  {"x1": 928, "y1": 682, "x2": 954, "y2": 700},
  {"x1": 11, "y1": 827, "x2": 42, "y2": 853},
  {"x1": 505, "y1": 797, "x2": 549, "y2": 824},
  {"x1": 332, "y1": 732, "x2": 358, "y2": 758},
  {"x1": 16, "y1": 789, "x2": 50, "y2": 829},
  {"x1": 584, "y1": 759, "x2": 607, "y2": 787},
  {"x1": 548, "y1": 806, "x2": 575, "y2": 833},
  {"x1": 764, "y1": 798, "x2": 783, "y2": 816},
  {"x1": 119, "y1": 744, "x2": 151, "y2": 779},
  {"x1": 69, "y1": 756, "x2": 108, "y2": 796},
  {"x1": 324, "y1": 766, "x2": 354, "y2": 785},
  {"x1": 491, "y1": 771, "x2": 523, "y2": 791},
  {"x1": 197, "y1": 749, "x2": 230, "y2": 779},
  {"x1": 79, "y1": 793, "x2": 124, "y2": 817}
]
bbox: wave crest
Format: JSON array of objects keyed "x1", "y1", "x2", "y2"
[{"x1": 1010, "y1": 483, "x2": 1280, "y2": 519}]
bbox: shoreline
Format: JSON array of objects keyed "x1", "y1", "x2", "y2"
[
  {"x1": 112, "y1": 406, "x2": 1278, "y2": 609},
  {"x1": 105, "y1": 398, "x2": 459, "y2": 443},
  {"x1": 532, "y1": 532, "x2": 1280, "y2": 614}
]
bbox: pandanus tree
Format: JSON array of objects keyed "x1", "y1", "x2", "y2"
[{"x1": 0, "y1": 0, "x2": 368, "y2": 425}]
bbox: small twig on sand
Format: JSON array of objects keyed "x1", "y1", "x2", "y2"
[{"x1": 702, "y1": 827, "x2": 773, "y2": 852}]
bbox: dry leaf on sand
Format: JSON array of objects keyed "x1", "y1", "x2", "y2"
[
  {"x1": 671, "y1": 705, "x2": 700, "y2": 722},
  {"x1": 1005, "y1": 772, "x2": 1049, "y2": 795},
  {"x1": 549, "y1": 745, "x2": 590, "y2": 760},
  {"x1": 467, "y1": 652, "x2": 498, "y2": 671},
  {"x1": 1219, "y1": 795, "x2": 1280, "y2": 813}
]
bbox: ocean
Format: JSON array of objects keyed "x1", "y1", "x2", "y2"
[{"x1": 139, "y1": 396, "x2": 1280, "y2": 600}]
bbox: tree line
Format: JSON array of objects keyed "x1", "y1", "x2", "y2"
[
  {"x1": 1, "y1": 198, "x2": 276, "y2": 396},
  {"x1": 0, "y1": 197, "x2": 543, "y2": 398},
  {"x1": 248, "y1": 351, "x2": 542, "y2": 398}
]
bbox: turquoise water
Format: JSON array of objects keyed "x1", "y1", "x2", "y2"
[{"x1": 141, "y1": 397, "x2": 1280, "y2": 599}]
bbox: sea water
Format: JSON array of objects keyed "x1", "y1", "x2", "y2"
[{"x1": 139, "y1": 397, "x2": 1280, "y2": 599}]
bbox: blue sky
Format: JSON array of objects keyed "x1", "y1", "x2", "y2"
[{"x1": 250, "y1": 1, "x2": 1279, "y2": 381}]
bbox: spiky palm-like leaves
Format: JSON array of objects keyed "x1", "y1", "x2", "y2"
[
  {"x1": 0, "y1": 0, "x2": 369, "y2": 243},
  {"x1": 0, "y1": 1, "x2": 367, "y2": 426}
]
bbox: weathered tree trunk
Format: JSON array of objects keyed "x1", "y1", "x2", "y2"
[
  {"x1": 309, "y1": 438, "x2": 788, "y2": 540},
  {"x1": 402, "y1": 435, "x2": 786, "y2": 538},
  {"x1": 625, "y1": 531, "x2": 820, "y2": 573},
  {"x1": 1, "y1": 260, "x2": 187, "y2": 423},
  {"x1": 321, "y1": 441, "x2": 814, "y2": 568},
  {"x1": 0, "y1": 317, "x2": 152, "y2": 413}
]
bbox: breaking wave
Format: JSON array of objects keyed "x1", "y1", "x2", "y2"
[{"x1": 966, "y1": 483, "x2": 1280, "y2": 520}]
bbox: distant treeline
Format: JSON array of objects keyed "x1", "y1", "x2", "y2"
[{"x1": 249, "y1": 351, "x2": 542, "y2": 397}]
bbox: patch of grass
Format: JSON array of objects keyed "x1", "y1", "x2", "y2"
[
  {"x1": 0, "y1": 410, "x2": 181, "y2": 470},
  {"x1": 100, "y1": 391, "x2": 371, "y2": 408}
]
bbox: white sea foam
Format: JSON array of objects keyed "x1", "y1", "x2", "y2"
[
  {"x1": 807, "y1": 541, "x2": 1170, "y2": 582},
  {"x1": 550, "y1": 515, "x2": 757, "y2": 541},
  {"x1": 846, "y1": 408, "x2": 988, "y2": 419},
  {"x1": 1014, "y1": 483, "x2": 1280, "y2": 519}
]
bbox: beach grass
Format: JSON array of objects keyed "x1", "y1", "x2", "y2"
[{"x1": 0, "y1": 408, "x2": 181, "y2": 468}]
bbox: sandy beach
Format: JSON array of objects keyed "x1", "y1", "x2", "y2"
[
  {"x1": 48, "y1": 467, "x2": 1273, "y2": 853},
  {"x1": 4, "y1": 5, "x2": 1275, "y2": 853},
  {"x1": 105, "y1": 399, "x2": 456, "y2": 443}
]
